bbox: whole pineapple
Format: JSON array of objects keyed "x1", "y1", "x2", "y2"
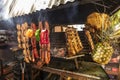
[{"x1": 92, "y1": 42, "x2": 113, "y2": 64}]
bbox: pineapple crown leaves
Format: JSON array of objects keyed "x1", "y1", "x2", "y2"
[
  {"x1": 111, "y1": 10, "x2": 120, "y2": 27},
  {"x1": 97, "y1": 26, "x2": 120, "y2": 43}
]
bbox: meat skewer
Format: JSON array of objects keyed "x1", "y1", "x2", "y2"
[
  {"x1": 23, "y1": 23, "x2": 32, "y2": 62},
  {"x1": 39, "y1": 21, "x2": 51, "y2": 64},
  {"x1": 31, "y1": 23, "x2": 39, "y2": 62},
  {"x1": 45, "y1": 21, "x2": 51, "y2": 64},
  {"x1": 17, "y1": 23, "x2": 32, "y2": 63},
  {"x1": 39, "y1": 21, "x2": 44, "y2": 62}
]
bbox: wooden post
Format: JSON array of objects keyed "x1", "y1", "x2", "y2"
[
  {"x1": 60, "y1": 74, "x2": 64, "y2": 80},
  {"x1": 74, "y1": 58, "x2": 79, "y2": 69},
  {"x1": 45, "y1": 73, "x2": 52, "y2": 80},
  {"x1": 20, "y1": 62, "x2": 25, "y2": 80},
  {"x1": 0, "y1": 59, "x2": 3, "y2": 76},
  {"x1": 31, "y1": 66, "x2": 34, "y2": 80}
]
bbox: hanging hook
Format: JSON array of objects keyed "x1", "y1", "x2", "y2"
[{"x1": 20, "y1": 62, "x2": 25, "y2": 74}]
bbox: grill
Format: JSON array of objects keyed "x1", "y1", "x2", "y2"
[{"x1": 50, "y1": 31, "x2": 92, "y2": 59}]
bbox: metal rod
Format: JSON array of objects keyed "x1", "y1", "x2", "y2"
[
  {"x1": 91, "y1": 1, "x2": 109, "y2": 8},
  {"x1": 110, "y1": 6, "x2": 120, "y2": 15}
]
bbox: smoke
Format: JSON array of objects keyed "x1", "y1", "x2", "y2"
[
  {"x1": 0, "y1": 0, "x2": 10, "y2": 21},
  {"x1": 64, "y1": 5, "x2": 77, "y2": 23},
  {"x1": 0, "y1": 0, "x2": 15, "y2": 30},
  {"x1": 0, "y1": 0, "x2": 5, "y2": 20},
  {"x1": 7, "y1": 18, "x2": 15, "y2": 29}
]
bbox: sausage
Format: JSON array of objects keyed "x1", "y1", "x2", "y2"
[
  {"x1": 45, "y1": 21, "x2": 51, "y2": 64},
  {"x1": 41, "y1": 44, "x2": 45, "y2": 62},
  {"x1": 34, "y1": 48, "x2": 39, "y2": 59},
  {"x1": 44, "y1": 44, "x2": 48, "y2": 64},
  {"x1": 47, "y1": 43, "x2": 51, "y2": 63},
  {"x1": 31, "y1": 23, "x2": 39, "y2": 61},
  {"x1": 39, "y1": 21, "x2": 51, "y2": 64},
  {"x1": 39, "y1": 42, "x2": 42, "y2": 59},
  {"x1": 45, "y1": 50, "x2": 49, "y2": 64},
  {"x1": 32, "y1": 49, "x2": 35, "y2": 62},
  {"x1": 46, "y1": 50, "x2": 50, "y2": 64},
  {"x1": 31, "y1": 37, "x2": 36, "y2": 48}
]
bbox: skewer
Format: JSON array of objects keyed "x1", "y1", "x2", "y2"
[
  {"x1": 20, "y1": 62, "x2": 25, "y2": 80},
  {"x1": 31, "y1": 23, "x2": 39, "y2": 62}
]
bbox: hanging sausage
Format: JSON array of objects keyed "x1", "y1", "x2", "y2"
[
  {"x1": 39, "y1": 21, "x2": 51, "y2": 64},
  {"x1": 17, "y1": 21, "x2": 51, "y2": 65},
  {"x1": 31, "y1": 23, "x2": 39, "y2": 62}
]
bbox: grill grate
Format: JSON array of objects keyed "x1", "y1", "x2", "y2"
[{"x1": 50, "y1": 31, "x2": 92, "y2": 58}]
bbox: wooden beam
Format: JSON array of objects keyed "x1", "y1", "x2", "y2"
[
  {"x1": 33, "y1": 66, "x2": 100, "y2": 80},
  {"x1": 55, "y1": 54, "x2": 84, "y2": 59}
]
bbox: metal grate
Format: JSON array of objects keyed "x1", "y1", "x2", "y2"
[{"x1": 50, "y1": 31, "x2": 92, "y2": 59}]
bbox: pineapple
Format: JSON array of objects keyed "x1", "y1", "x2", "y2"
[
  {"x1": 86, "y1": 12, "x2": 120, "y2": 65},
  {"x1": 92, "y1": 42, "x2": 113, "y2": 64},
  {"x1": 92, "y1": 28, "x2": 120, "y2": 65}
]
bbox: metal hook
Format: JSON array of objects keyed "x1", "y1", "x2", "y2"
[{"x1": 20, "y1": 62, "x2": 25, "y2": 73}]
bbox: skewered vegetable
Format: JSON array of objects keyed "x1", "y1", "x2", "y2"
[
  {"x1": 25, "y1": 29, "x2": 33, "y2": 38},
  {"x1": 111, "y1": 10, "x2": 120, "y2": 28},
  {"x1": 35, "y1": 29, "x2": 40, "y2": 41}
]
